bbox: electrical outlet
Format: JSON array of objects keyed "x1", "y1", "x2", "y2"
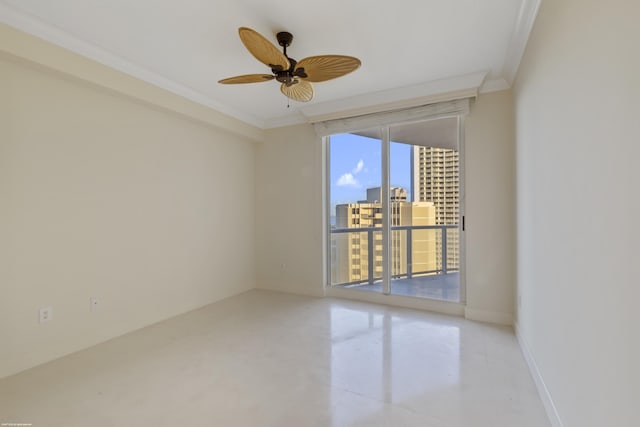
[
  {"x1": 90, "y1": 297, "x2": 99, "y2": 312},
  {"x1": 39, "y1": 306, "x2": 53, "y2": 323}
]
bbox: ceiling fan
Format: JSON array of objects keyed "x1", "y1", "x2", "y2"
[{"x1": 218, "y1": 27, "x2": 361, "y2": 103}]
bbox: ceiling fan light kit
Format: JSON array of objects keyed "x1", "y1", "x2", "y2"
[{"x1": 218, "y1": 27, "x2": 361, "y2": 103}]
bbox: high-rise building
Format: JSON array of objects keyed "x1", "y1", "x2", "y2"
[
  {"x1": 411, "y1": 146, "x2": 459, "y2": 223},
  {"x1": 331, "y1": 187, "x2": 437, "y2": 285},
  {"x1": 411, "y1": 146, "x2": 460, "y2": 270}
]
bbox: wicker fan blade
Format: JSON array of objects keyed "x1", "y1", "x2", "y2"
[
  {"x1": 218, "y1": 74, "x2": 275, "y2": 84},
  {"x1": 280, "y1": 80, "x2": 314, "y2": 102},
  {"x1": 294, "y1": 55, "x2": 361, "y2": 82},
  {"x1": 238, "y1": 27, "x2": 290, "y2": 71}
]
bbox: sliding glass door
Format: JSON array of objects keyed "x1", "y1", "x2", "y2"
[
  {"x1": 388, "y1": 119, "x2": 461, "y2": 301},
  {"x1": 327, "y1": 116, "x2": 464, "y2": 303}
]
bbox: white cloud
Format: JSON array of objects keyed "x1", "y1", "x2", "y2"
[
  {"x1": 352, "y1": 159, "x2": 364, "y2": 174},
  {"x1": 336, "y1": 173, "x2": 360, "y2": 188},
  {"x1": 336, "y1": 160, "x2": 365, "y2": 188}
]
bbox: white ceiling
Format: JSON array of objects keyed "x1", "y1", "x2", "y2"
[{"x1": 0, "y1": 0, "x2": 539, "y2": 129}]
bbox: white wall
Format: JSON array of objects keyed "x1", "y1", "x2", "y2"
[
  {"x1": 514, "y1": 0, "x2": 639, "y2": 425},
  {"x1": 256, "y1": 92, "x2": 516, "y2": 322},
  {"x1": 0, "y1": 55, "x2": 256, "y2": 379}
]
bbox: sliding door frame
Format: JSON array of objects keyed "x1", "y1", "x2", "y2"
[{"x1": 322, "y1": 100, "x2": 469, "y2": 305}]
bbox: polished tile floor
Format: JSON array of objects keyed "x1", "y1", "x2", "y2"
[{"x1": 0, "y1": 290, "x2": 549, "y2": 426}]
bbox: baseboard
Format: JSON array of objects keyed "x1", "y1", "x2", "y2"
[
  {"x1": 464, "y1": 307, "x2": 513, "y2": 326},
  {"x1": 515, "y1": 323, "x2": 564, "y2": 427},
  {"x1": 255, "y1": 282, "x2": 326, "y2": 298}
]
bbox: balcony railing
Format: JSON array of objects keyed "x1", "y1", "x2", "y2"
[{"x1": 330, "y1": 225, "x2": 459, "y2": 287}]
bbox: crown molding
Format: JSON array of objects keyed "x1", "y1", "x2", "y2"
[
  {"x1": 480, "y1": 77, "x2": 511, "y2": 93},
  {"x1": 300, "y1": 71, "x2": 487, "y2": 123},
  {"x1": 503, "y1": 0, "x2": 542, "y2": 84},
  {"x1": 0, "y1": 2, "x2": 265, "y2": 129}
]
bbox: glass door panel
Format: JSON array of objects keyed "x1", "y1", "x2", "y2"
[
  {"x1": 388, "y1": 118, "x2": 461, "y2": 301},
  {"x1": 329, "y1": 129, "x2": 384, "y2": 292}
]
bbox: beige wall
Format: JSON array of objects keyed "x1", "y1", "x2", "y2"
[
  {"x1": 0, "y1": 25, "x2": 263, "y2": 143},
  {"x1": 465, "y1": 90, "x2": 515, "y2": 324},
  {"x1": 0, "y1": 56, "x2": 257, "y2": 378},
  {"x1": 514, "y1": 0, "x2": 639, "y2": 425},
  {"x1": 255, "y1": 91, "x2": 516, "y2": 322},
  {"x1": 255, "y1": 124, "x2": 325, "y2": 297}
]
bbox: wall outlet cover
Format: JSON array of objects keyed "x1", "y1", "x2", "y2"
[{"x1": 39, "y1": 306, "x2": 53, "y2": 323}]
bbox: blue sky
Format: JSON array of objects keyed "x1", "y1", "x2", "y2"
[{"x1": 330, "y1": 133, "x2": 412, "y2": 213}]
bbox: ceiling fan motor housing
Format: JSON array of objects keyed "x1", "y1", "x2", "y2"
[{"x1": 276, "y1": 31, "x2": 293, "y2": 48}]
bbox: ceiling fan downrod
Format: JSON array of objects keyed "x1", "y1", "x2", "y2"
[{"x1": 274, "y1": 31, "x2": 301, "y2": 85}]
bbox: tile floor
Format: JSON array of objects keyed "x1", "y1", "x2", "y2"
[{"x1": 0, "y1": 290, "x2": 549, "y2": 426}]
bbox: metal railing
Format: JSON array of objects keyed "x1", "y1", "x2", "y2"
[{"x1": 330, "y1": 225, "x2": 459, "y2": 287}]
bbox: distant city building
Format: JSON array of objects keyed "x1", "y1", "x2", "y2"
[
  {"x1": 331, "y1": 187, "x2": 437, "y2": 285},
  {"x1": 411, "y1": 146, "x2": 460, "y2": 270},
  {"x1": 365, "y1": 187, "x2": 407, "y2": 203}
]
